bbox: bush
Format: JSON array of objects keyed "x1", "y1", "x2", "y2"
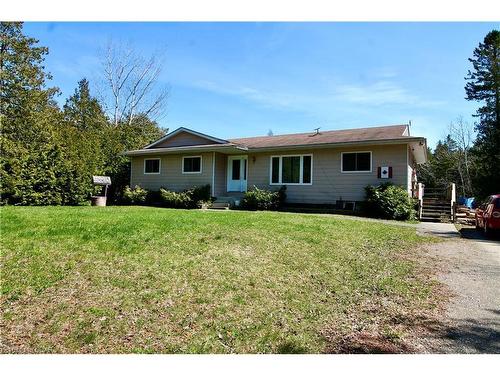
[
  {"x1": 122, "y1": 185, "x2": 148, "y2": 205},
  {"x1": 159, "y1": 184, "x2": 212, "y2": 209},
  {"x1": 187, "y1": 184, "x2": 211, "y2": 203},
  {"x1": 240, "y1": 186, "x2": 286, "y2": 210},
  {"x1": 363, "y1": 183, "x2": 417, "y2": 221},
  {"x1": 159, "y1": 188, "x2": 194, "y2": 209}
]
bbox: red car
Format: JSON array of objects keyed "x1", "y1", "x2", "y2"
[{"x1": 475, "y1": 194, "x2": 500, "y2": 236}]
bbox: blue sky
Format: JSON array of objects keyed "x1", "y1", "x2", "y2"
[{"x1": 24, "y1": 22, "x2": 498, "y2": 148}]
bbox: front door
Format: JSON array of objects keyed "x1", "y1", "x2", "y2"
[{"x1": 227, "y1": 156, "x2": 248, "y2": 192}]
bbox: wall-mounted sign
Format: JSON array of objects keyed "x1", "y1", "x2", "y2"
[{"x1": 377, "y1": 166, "x2": 392, "y2": 179}]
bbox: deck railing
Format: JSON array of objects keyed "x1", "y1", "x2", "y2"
[
  {"x1": 417, "y1": 182, "x2": 424, "y2": 220},
  {"x1": 417, "y1": 182, "x2": 456, "y2": 222}
]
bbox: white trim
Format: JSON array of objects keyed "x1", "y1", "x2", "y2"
[
  {"x1": 211, "y1": 152, "x2": 215, "y2": 196},
  {"x1": 182, "y1": 155, "x2": 203, "y2": 174},
  {"x1": 144, "y1": 127, "x2": 228, "y2": 149},
  {"x1": 340, "y1": 151, "x2": 372, "y2": 173},
  {"x1": 143, "y1": 158, "x2": 161, "y2": 175},
  {"x1": 406, "y1": 145, "x2": 410, "y2": 194},
  {"x1": 269, "y1": 154, "x2": 313, "y2": 186}
]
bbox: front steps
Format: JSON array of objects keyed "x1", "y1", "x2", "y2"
[
  {"x1": 209, "y1": 195, "x2": 243, "y2": 210},
  {"x1": 421, "y1": 198, "x2": 452, "y2": 222}
]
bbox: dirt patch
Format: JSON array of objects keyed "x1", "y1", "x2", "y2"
[{"x1": 335, "y1": 331, "x2": 414, "y2": 353}]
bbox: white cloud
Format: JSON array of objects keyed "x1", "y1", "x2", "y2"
[
  {"x1": 333, "y1": 81, "x2": 446, "y2": 107},
  {"x1": 191, "y1": 78, "x2": 445, "y2": 114}
]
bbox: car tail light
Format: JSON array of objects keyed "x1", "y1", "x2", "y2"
[{"x1": 493, "y1": 211, "x2": 500, "y2": 218}]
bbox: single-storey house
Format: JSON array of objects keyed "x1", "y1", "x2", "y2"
[{"x1": 123, "y1": 124, "x2": 427, "y2": 206}]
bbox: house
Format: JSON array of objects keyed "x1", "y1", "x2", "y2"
[{"x1": 123, "y1": 124, "x2": 427, "y2": 206}]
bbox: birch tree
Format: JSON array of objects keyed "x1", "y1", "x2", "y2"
[
  {"x1": 99, "y1": 41, "x2": 169, "y2": 127},
  {"x1": 449, "y1": 117, "x2": 475, "y2": 196}
]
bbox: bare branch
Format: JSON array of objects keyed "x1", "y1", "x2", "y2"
[{"x1": 98, "y1": 41, "x2": 168, "y2": 127}]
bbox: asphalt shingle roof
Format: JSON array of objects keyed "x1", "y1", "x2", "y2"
[{"x1": 227, "y1": 124, "x2": 409, "y2": 149}]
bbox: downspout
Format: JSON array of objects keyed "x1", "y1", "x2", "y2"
[{"x1": 212, "y1": 152, "x2": 216, "y2": 197}]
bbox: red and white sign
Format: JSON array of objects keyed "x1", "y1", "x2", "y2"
[{"x1": 377, "y1": 166, "x2": 393, "y2": 179}]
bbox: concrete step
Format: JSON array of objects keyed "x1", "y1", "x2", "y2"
[
  {"x1": 215, "y1": 196, "x2": 240, "y2": 203},
  {"x1": 210, "y1": 202, "x2": 230, "y2": 209},
  {"x1": 212, "y1": 201, "x2": 231, "y2": 208}
]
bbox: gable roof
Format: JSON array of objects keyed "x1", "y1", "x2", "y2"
[
  {"x1": 228, "y1": 124, "x2": 410, "y2": 149},
  {"x1": 144, "y1": 127, "x2": 229, "y2": 149}
]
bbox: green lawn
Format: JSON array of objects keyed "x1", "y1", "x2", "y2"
[{"x1": 0, "y1": 206, "x2": 439, "y2": 353}]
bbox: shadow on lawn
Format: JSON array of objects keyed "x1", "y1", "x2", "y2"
[{"x1": 327, "y1": 312, "x2": 500, "y2": 354}]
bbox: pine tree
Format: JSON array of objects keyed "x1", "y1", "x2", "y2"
[
  {"x1": 0, "y1": 22, "x2": 63, "y2": 204},
  {"x1": 63, "y1": 78, "x2": 107, "y2": 131},
  {"x1": 465, "y1": 30, "x2": 500, "y2": 197}
]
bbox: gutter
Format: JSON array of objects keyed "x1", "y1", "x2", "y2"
[
  {"x1": 240, "y1": 137, "x2": 427, "y2": 153},
  {"x1": 122, "y1": 144, "x2": 248, "y2": 156},
  {"x1": 122, "y1": 137, "x2": 426, "y2": 156}
]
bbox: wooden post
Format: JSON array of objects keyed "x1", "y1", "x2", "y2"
[
  {"x1": 417, "y1": 182, "x2": 424, "y2": 220},
  {"x1": 450, "y1": 183, "x2": 456, "y2": 222}
]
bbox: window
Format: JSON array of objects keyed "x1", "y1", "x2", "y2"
[
  {"x1": 232, "y1": 159, "x2": 241, "y2": 180},
  {"x1": 182, "y1": 156, "x2": 202, "y2": 173},
  {"x1": 341, "y1": 152, "x2": 371, "y2": 172},
  {"x1": 144, "y1": 158, "x2": 160, "y2": 174},
  {"x1": 270, "y1": 155, "x2": 313, "y2": 185}
]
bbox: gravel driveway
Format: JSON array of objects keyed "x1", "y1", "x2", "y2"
[{"x1": 416, "y1": 223, "x2": 500, "y2": 353}]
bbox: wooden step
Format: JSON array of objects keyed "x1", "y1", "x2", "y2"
[{"x1": 422, "y1": 208, "x2": 451, "y2": 214}]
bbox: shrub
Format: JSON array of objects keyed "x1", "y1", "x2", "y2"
[
  {"x1": 122, "y1": 185, "x2": 148, "y2": 205},
  {"x1": 159, "y1": 188, "x2": 194, "y2": 209},
  {"x1": 277, "y1": 185, "x2": 287, "y2": 206},
  {"x1": 363, "y1": 183, "x2": 417, "y2": 221},
  {"x1": 240, "y1": 186, "x2": 286, "y2": 210},
  {"x1": 188, "y1": 184, "x2": 212, "y2": 203}
]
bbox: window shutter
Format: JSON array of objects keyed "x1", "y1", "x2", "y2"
[
  {"x1": 389, "y1": 166, "x2": 393, "y2": 178},
  {"x1": 377, "y1": 167, "x2": 381, "y2": 178}
]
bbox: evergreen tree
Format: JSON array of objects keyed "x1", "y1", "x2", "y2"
[
  {"x1": 0, "y1": 22, "x2": 64, "y2": 204},
  {"x1": 1, "y1": 23, "x2": 167, "y2": 205},
  {"x1": 63, "y1": 78, "x2": 107, "y2": 131},
  {"x1": 465, "y1": 30, "x2": 500, "y2": 197}
]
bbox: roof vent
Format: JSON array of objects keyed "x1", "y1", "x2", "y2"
[{"x1": 309, "y1": 127, "x2": 321, "y2": 137}]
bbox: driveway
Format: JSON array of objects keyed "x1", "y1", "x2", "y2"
[{"x1": 416, "y1": 223, "x2": 500, "y2": 353}]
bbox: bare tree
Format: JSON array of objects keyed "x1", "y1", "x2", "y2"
[
  {"x1": 449, "y1": 117, "x2": 474, "y2": 196},
  {"x1": 98, "y1": 41, "x2": 169, "y2": 126}
]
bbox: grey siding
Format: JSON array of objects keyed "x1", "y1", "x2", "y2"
[
  {"x1": 151, "y1": 132, "x2": 218, "y2": 148},
  {"x1": 130, "y1": 152, "x2": 214, "y2": 191},
  {"x1": 247, "y1": 144, "x2": 409, "y2": 203},
  {"x1": 407, "y1": 145, "x2": 417, "y2": 195},
  {"x1": 214, "y1": 153, "x2": 227, "y2": 196},
  {"x1": 129, "y1": 144, "x2": 411, "y2": 203}
]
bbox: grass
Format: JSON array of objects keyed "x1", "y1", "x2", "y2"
[{"x1": 0, "y1": 206, "x2": 439, "y2": 353}]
